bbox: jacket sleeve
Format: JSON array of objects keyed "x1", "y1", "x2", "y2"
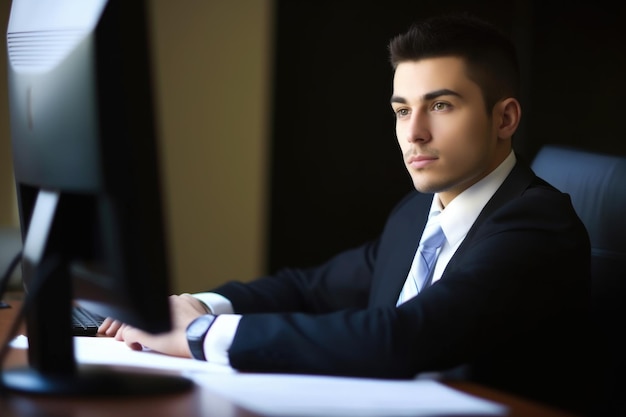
[{"x1": 211, "y1": 239, "x2": 379, "y2": 315}]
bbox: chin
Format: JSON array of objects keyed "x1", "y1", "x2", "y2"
[
  {"x1": 412, "y1": 177, "x2": 444, "y2": 194},
  {"x1": 412, "y1": 182, "x2": 434, "y2": 194}
]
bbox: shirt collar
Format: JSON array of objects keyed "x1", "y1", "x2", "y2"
[{"x1": 430, "y1": 151, "x2": 517, "y2": 247}]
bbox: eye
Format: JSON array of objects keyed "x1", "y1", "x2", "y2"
[
  {"x1": 393, "y1": 108, "x2": 410, "y2": 119},
  {"x1": 432, "y1": 102, "x2": 450, "y2": 112}
]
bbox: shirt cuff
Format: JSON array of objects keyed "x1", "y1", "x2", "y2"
[
  {"x1": 192, "y1": 292, "x2": 234, "y2": 315},
  {"x1": 203, "y1": 314, "x2": 242, "y2": 366}
]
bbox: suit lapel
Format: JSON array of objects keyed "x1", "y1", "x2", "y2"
[
  {"x1": 369, "y1": 192, "x2": 433, "y2": 307},
  {"x1": 369, "y1": 161, "x2": 536, "y2": 307},
  {"x1": 443, "y1": 161, "x2": 536, "y2": 275}
]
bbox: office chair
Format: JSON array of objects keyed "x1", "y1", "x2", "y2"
[{"x1": 531, "y1": 145, "x2": 626, "y2": 416}]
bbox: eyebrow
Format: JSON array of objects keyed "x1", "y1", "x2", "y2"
[{"x1": 390, "y1": 88, "x2": 462, "y2": 105}]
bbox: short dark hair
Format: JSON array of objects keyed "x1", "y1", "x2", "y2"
[{"x1": 388, "y1": 14, "x2": 520, "y2": 111}]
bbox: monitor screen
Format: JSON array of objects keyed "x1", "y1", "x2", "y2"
[{"x1": 2, "y1": 0, "x2": 192, "y2": 395}]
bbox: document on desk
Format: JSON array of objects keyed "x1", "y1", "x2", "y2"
[
  {"x1": 11, "y1": 335, "x2": 508, "y2": 416},
  {"x1": 188, "y1": 372, "x2": 508, "y2": 417},
  {"x1": 9, "y1": 334, "x2": 234, "y2": 375}
]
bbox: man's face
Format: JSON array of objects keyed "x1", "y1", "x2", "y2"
[{"x1": 391, "y1": 56, "x2": 507, "y2": 207}]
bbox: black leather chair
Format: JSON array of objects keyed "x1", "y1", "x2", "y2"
[{"x1": 531, "y1": 145, "x2": 626, "y2": 416}]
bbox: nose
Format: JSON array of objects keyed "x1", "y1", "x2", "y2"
[{"x1": 404, "y1": 111, "x2": 431, "y2": 144}]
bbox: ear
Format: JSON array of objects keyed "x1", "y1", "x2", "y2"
[{"x1": 494, "y1": 97, "x2": 521, "y2": 139}]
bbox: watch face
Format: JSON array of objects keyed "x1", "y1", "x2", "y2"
[
  {"x1": 187, "y1": 315, "x2": 215, "y2": 361},
  {"x1": 188, "y1": 316, "x2": 212, "y2": 337}
]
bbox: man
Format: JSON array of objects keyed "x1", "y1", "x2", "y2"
[{"x1": 101, "y1": 14, "x2": 590, "y2": 414}]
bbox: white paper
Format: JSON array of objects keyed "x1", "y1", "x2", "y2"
[
  {"x1": 10, "y1": 335, "x2": 508, "y2": 416},
  {"x1": 186, "y1": 372, "x2": 508, "y2": 417},
  {"x1": 9, "y1": 334, "x2": 234, "y2": 374}
]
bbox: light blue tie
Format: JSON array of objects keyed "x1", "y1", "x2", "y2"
[{"x1": 397, "y1": 212, "x2": 446, "y2": 305}]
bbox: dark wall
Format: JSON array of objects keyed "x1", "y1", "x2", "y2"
[
  {"x1": 524, "y1": 1, "x2": 626, "y2": 158},
  {"x1": 267, "y1": 0, "x2": 625, "y2": 272}
]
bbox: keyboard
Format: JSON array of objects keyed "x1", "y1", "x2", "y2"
[{"x1": 72, "y1": 305, "x2": 106, "y2": 336}]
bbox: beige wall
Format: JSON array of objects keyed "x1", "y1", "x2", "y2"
[
  {"x1": 0, "y1": 1, "x2": 16, "y2": 226},
  {"x1": 0, "y1": 0, "x2": 274, "y2": 293}
]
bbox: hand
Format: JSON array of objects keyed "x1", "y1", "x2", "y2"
[
  {"x1": 98, "y1": 317, "x2": 123, "y2": 336},
  {"x1": 100, "y1": 293, "x2": 210, "y2": 358}
]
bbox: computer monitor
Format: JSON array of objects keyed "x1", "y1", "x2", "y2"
[{"x1": 1, "y1": 0, "x2": 192, "y2": 395}]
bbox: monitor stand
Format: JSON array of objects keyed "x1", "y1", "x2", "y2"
[{"x1": 0, "y1": 190, "x2": 193, "y2": 396}]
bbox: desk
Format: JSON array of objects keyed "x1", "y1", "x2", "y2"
[{"x1": 0, "y1": 293, "x2": 579, "y2": 417}]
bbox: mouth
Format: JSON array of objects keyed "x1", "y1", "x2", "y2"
[{"x1": 407, "y1": 154, "x2": 438, "y2": 169}]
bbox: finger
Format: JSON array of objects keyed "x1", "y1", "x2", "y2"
[
  {"x1": 115, "y1": 323, "x2": 129, "y2": 341},
  {"x1": 99, "y1": 318, "x2": 122, "y2": 336},
  {"x1": 120, "y1": 326, "x2": 152, "y2": 352},
  {"x1": 97, "y1": 317, "x2": 114, "y2": 334},
  {"x1": 110, "y1": 320, "x2": 124, "y2": 336}
]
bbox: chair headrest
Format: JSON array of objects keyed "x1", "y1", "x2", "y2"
[{"x1": 531, "y1": 145, "x2": 626, "y2": 257}]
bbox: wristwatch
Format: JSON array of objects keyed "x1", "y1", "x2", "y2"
[{"x1": 186, "y1": 314, "x2": 216, "y2": 361}]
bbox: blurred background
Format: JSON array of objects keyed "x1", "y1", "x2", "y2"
[{"x1": 1, "y1": 0, "x2": 624, "y2": 293}]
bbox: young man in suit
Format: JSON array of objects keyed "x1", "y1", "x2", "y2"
[{"x1": 102, "y1": 14, "x2": 590, "y2": 414}]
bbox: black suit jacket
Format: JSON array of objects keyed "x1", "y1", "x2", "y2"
[{"x1": 212, "y1": 160, "x2": 591, "y2": 413}]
